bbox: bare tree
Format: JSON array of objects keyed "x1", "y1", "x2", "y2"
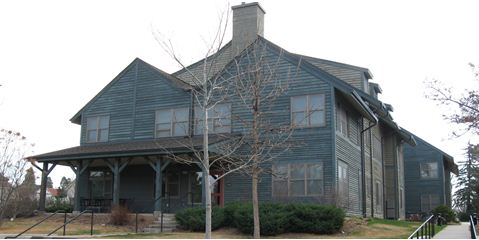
[
  {"x1": 425, "y1": 63, "x2": 479, "y2": 137},
  {"x1": 224, "y1": 41, "x2": 300, "y2": 238},
  {"x1": 0, "y1": 129, "x2": 33, "y2": 226}
]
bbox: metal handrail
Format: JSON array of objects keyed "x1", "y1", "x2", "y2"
[
  {"x1": 470, "y1": 214, "x2": 477, "y2": 239},
  {"x1": 47, "y1": 209, "x2": 94, "y2": 236},
  {"x1": 408, "y1": 214, "x2": 436, "y2": 239},
  {"x1": 5, "y1": 210, "x2": 65, "y2": 239}
]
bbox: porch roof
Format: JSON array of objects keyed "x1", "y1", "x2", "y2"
[{"x1": 27, "y1": 134, "x2": 232, "y2": 162}]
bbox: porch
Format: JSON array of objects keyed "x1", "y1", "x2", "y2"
[{"x1": 26, "y1": 136, "x2": 229, "y2": 214}]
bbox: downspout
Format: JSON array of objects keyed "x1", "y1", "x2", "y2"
[
  {"x1": 361, "y1": 119, "x2": 376, "y2": 218},
  {"x1": 370, "y1": 128, "x2": 374, "y2": 218},
  {"x1": 189, "y1": 90, "x2": 195, "y2": 137}
]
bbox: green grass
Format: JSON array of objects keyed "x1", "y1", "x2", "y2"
[{"x1": 367, "y1": 218, "x2": 420, "y2": 228}]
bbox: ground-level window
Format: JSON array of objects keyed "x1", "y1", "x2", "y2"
[
  {"x1": 420, "y1": 162, "x2": 438, "y2": 179},
  {"x1": 337, "y1": 160, "x2": 349, "y2": 207},
  {"x1": 421, "y1": 194, "x2": 440, "y2": 212},
  {"x1": 89, "y1": 170, "x2": 112, "y2": 199},
  {"x1": 272, "y1": 163, "x2": 323, "y2": 197}
]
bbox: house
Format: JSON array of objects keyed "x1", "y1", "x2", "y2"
[
  {"x1": 27, "y1": 2, "x2": 451, "y2": 219},
  {"x1": 403, "y1": 133, "x2": 458, "y2": 217}
]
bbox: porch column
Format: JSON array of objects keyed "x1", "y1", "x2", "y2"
[
  {"x1": 148, "y1": 156, "x2": 170, "y2": 215},
  {"x1": 105, "y1": 158, "x2": 130, "y2": 206},
  {"x1": 68, "y1": 160, "x2": 91, "y2": 212},
  {"x1": 36, "y1": 162, "x2": 56, "y2": 211}
]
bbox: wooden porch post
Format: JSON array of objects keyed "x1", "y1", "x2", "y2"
[
  {"x1": 148, "y1": 156, "x2": 170, "y2": 215},
  {"x1": 36, "y1": 162, "x2": 56, "y2": 211},
  {"x1": 68, "y1": 160, "x2": 91, "y2": 212},
  {"x1": 105, "y1": 158, "x2": 130, "y2": 207},
  {"x1": 39, "y1": 162, "x2": 48, "y2": 211}
]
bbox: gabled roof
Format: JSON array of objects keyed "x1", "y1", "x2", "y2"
[
  {"x1": 295, "y1": 54, "x2": 373, "y2": 80},
  {"x1": 70, "y1": 58, "x2": 192, "y2": 124}
]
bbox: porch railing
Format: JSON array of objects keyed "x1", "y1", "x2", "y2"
[
  {"x1": 408, "y1": 215, "x2": 436, "y2": 239},
  {"x1": 470, "y1": 214, "x2": 477, "y2": 239}
]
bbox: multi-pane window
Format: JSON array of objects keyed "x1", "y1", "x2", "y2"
[
  {"x1": 89, "y1": 170, "x2": 112, "y2": 198},
  {"x1": 195, "y1": 104, "x2": 231, "y2": 134},
  {"x1": 272, "y1": 163, "x2": 323, "y2": 197},
  {"x1": 291, "y1": 94, "x2": 326, "y2": 127},
  {"x1": 421, "y1": 194, "x2": 440, "y2": 212},
  {"x1": 420, "y1": 162, "x2": 438, "y2": 179},
  {"x1": 337, "y1": 160, "x2": 349, "y2": 207},
  {"x1": 155, "y1": 108, "x2": 189, "y2": 137},
  {"x1": 336, "y1": 103, "x2": 348, "y2": 137},
  {"x1": 86, "y1": 116, "x2": 109, "y2": 142},
  {"x1": 164, "y1": 173, "x2": 180, "y2": 197}
]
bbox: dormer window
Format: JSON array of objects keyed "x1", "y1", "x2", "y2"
[
  {"x1": 86, "y1": 116, "x2": 109, "y2": 142},
  {"x1": 155, "y1": 108, "x2": 189, "y2": 138}
]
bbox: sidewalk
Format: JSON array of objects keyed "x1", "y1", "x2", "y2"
[{"x1": 433, "y1": 222, "x2": 471, "y2": 239}]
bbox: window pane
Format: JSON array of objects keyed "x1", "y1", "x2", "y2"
[
  {"x1": 157, "y1": 110, "x2": 171, "y2": 124},
  {"x1": 87, "y1": 130, "x2": 97, "y2": 142},
  {"x1": 156, "y1": 123, "x2": 170, "y2": 130},
  {"x1": 307, "y1": 164, "x2": 322, "y2": 180},
  {"x1": 290, "y1": 180, "x2": 305, "y2": 196},
  {"x1": 99, "y1": 116, "x2": 109, "y2": 128},
  {"x1": 87, "y1": 117, "x2": 97, "y2": 130},
  {"x1": 310, "y1": 94, "x2": 324, "y2": 110},
  {"x1": 195, "y1": 107, "x2": 204, "y2": 120},
  {"x1": 273, "y1": 165, "x2": 288, "y2": 180},
  {"x1": 292, "y1": 112, "x2": 307, "y2": 126},
  {"x1": 273, "y1": 180, "x2": 288, "y2": 197},
  {"x1": 215, "y1": 104, "x2": 231, "y2": 118},
  {"x1": 291, "y1": 96, "x2": 307, "y2": 112},
  {"x1": 195, "y1": 120, "x2": 204, "y2": 135},
  {"x1": 290, "y1": 164, "x2": 305, "y2": 180},
  {"x1": 307, "y1": 180, "x2": 322, "y2": 195},
  {"x1": 174, "y1": 108, "x2": 189, "y2": 122},
  {"x1": 173, "y1": 122, "x2": 188, "y2": 136},
  {"x1": 157, "y1": 130, "x2": 170, "y2": 138},
  {"x1": 99, "y1": 129, "x2": 108, "y2": 142},
  {"x1": 310, "y1": 110, "x2": 325, "y2": 126}
]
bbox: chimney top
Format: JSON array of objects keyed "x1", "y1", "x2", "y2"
[{"x1": 231, "y1": 2, "x2": 265, "y2": 56}]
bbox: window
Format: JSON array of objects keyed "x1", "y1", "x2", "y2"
[
  {"x1": 164, "y1": 173, "x2": 180, "y2": 197},
  {"x1": 86, "y1": 116, "x2": 109, "y2": 142},
  {"x1": 375, "y1": 181, "x2": 382, "y2": 208},
  {"x1": 89, "y1": 170, "x2": 112, "y2": 198},
  {"x1": 272, "y1": 163, "x2": 323, "y2": 197},
  {"x1": 421, "y1": 194, "x2": 440, "y2": 212},
  {"x1": 195, "y1": 104, "x2": 231, "y2": 134},
  {"x1": 155, "y1": 108, "x2": 189, "y2": 137},
  {"x1": 336, "y1": 103, "x2": 348, "y2": 136},
  {"x1": 420, "y1": 162, "x2": 438, "y2": 179},
  {"x1": 372, "y1": 135, "x2": 382, "y2": 160},
  {"x1": 291, "y1": 94, "x2": 326, "y2": 127},
  {"x1": 337, "y1": 160, "x2": 349, "y2": 207}
]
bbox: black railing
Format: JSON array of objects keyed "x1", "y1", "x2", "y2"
[
  {"x1": 47, "y1": 209, "x2": 94, "y2": 236},
  {"x1": 6, "y1": 211, "x2": 65, "y2": 239},
  {"x1": 470, "y1": 214, "x2": 477, "y2": 239},
  {"x1": 408, "y1": 215, "x2": 436, "y2": 239}
]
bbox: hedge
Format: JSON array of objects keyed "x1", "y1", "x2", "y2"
[{"x1": 175, "y1": 202, "x2": 345, "y2": 236}]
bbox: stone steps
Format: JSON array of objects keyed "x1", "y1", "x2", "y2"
[{"x1": 143, "y1": 213, "x2": 177, "y2": 233}]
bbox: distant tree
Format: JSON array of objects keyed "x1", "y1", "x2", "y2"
[
  {"x1": 454, "y1": 143, "x2": 479, "y2": 214},
  {"x1": 46, "y1": 176, "x2": 53, "y2": 188},
  {"x1": 9, "y1": 167, "x2": 38, "y2": 219},
  {"x1": 426, "y1": 63, "x2": 479, "y2": 137},
  {"x1": 0, "y1": 129, "x2": 33, "y2": 226},
  {"x1": 59, "y1": 177, "x2": 72, "y2": 197}
]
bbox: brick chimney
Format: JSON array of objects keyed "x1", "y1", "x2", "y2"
[{"x1": 231, "y1": 2, "x2": 265, "y2": 56}]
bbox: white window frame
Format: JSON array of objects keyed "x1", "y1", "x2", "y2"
[
  {"x1": 291, "y1": 94, "x2": 326, "y2": 128},
  {"x1": 337, "y1": 160, "x2": 349, "y2": 207},
  {"x1": 272, "y1": 163, "x2": 323, "y2": 197},
  {"x1": 420, "y1": 162, "x2": 439, "y2": 179},
  {"x1": 155, "y1": 108, "x2": 189, "y2": 138},
  {"x1": 86, "y1": 115, "x2": 109, "y2": 143},
  {"x1": 194, "y1": 104, "x2": 231, "y2": 135}
]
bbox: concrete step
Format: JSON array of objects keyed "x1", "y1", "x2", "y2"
[{"x1": 149, "y1": 223, "x2": 177, "y2": 228}]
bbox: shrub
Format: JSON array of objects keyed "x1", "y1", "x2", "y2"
[
  {"x1": 45, "y1": 198, "x2": 73, "y2": 213},
  {"x1": 175, "y1": 206, "x2": 225, "y2": 231},
  {"x1": 457, "y1": 211, "x2": 470, "y2": 222},
  {"x1": 223, "y1": 202, "x2": 245, "y2": 227},
  {"x1": 284, "y1": 203, "x2": 345, "y2": 234},
  {"x1": 110, "y1": 205, "x2": 130, "y2": 226},
  {"x1": 432, "y1": 205, "x2": 456, "y2": 223}
]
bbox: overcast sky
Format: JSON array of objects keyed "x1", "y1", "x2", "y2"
[{"x1": 1, "y1": 0, "x2": 478, "y2": 187}]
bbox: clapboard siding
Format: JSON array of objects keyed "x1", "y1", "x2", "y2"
[
  {"x1": 80, "y1": 60, "x2": 191, "y2": 144},
  {"x1": 404, "y1": 137, "x2": 447, "y2": 215}
]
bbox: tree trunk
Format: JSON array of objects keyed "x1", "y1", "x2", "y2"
[
  {"x1": 203, "y1": 90, "x2": 212, "y2": 239},
  {"x1": 252, "y1": 170, "x2": 260, "y2": 238}
]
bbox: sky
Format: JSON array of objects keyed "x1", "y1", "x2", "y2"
[{"x1": 0, "y1": 0, "x2": 478, "y2": 188}]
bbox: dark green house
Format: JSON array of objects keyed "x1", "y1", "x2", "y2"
[
  {"x1": 28, "y1": 2, "x2": 443, "y2": 220},
  {"x1": 403, "y1": 133, "x2": 458, "y2": 216}
]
